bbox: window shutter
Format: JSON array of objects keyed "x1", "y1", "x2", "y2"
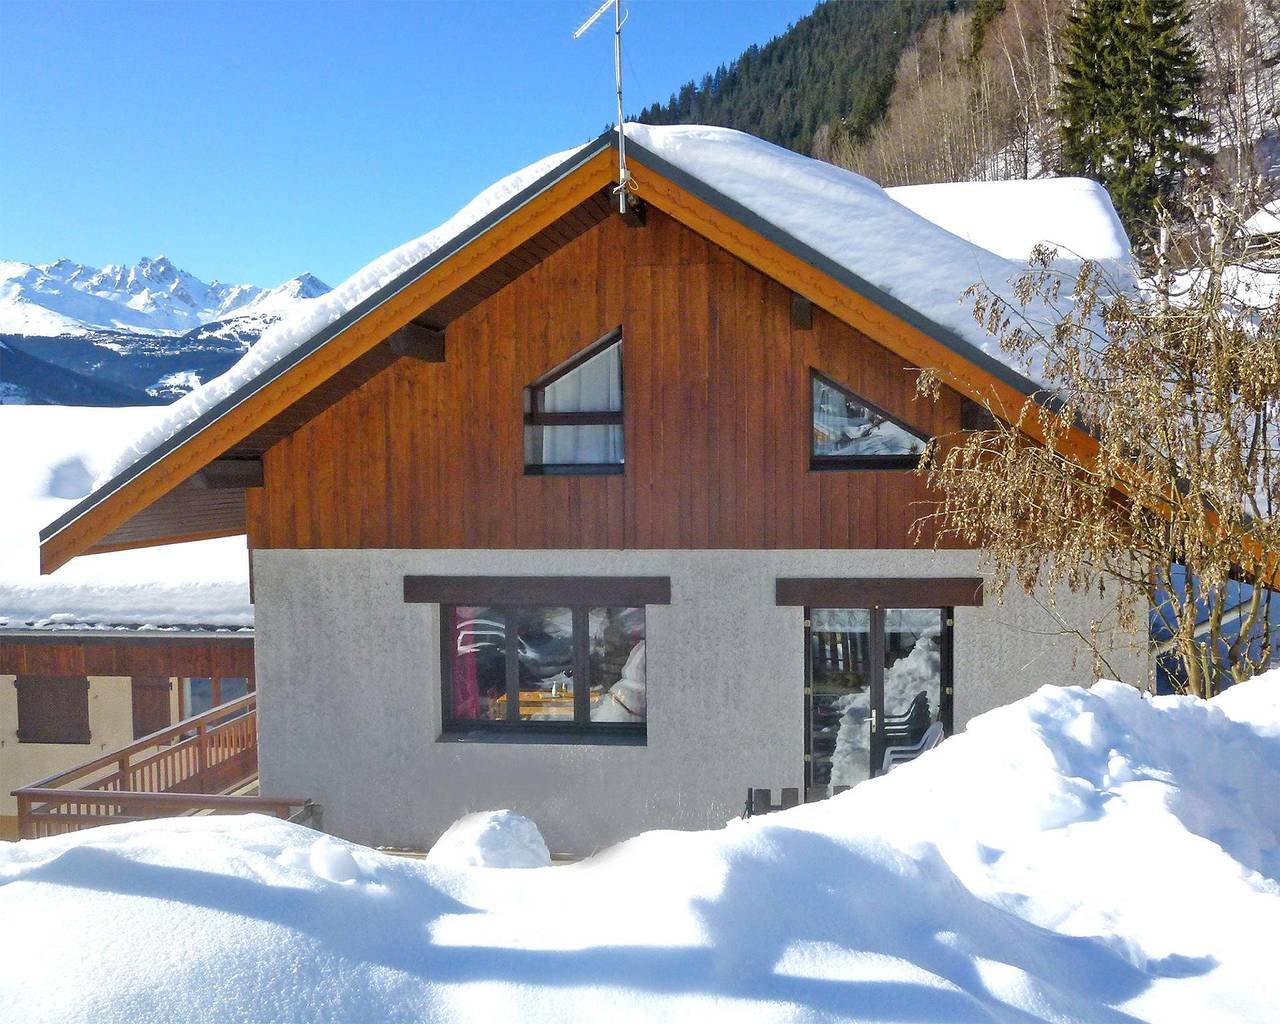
[
  {"x1": 14, "y1": 676, "x2": 91, "y2": 744},
  {"x1": 131, "y1": 676, "x2": 173, "y2": 739}
]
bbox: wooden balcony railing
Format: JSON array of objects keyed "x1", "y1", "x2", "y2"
[{"x1": 12, "y1": 693, "x2": 316, "y2": 840}]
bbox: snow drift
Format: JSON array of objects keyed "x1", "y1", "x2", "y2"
[
  {"x1": 426, "y1": 810, "x2": 551, "y2": 869},
  {"x1": 3, "y1": 674, "x2": 1278, "y2": 1023}
]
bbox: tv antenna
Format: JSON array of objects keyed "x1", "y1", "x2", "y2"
[{"x1": 574, "y1": 0, "x2": 634, "y2": 214}]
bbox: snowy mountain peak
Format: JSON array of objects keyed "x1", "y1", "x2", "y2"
[{"x1": 0, "y1": 256, "x2": 331, "y2": 337}]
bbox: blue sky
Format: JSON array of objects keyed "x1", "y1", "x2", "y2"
[{"x1": 1, "y1": 0, "x2": 814, "y2": 287}]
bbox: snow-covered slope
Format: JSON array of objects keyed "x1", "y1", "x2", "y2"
[
  {"x1": 2, "y1": 674, "x2": 1277, "y2": 1022},
  {"x1": 98, "y1": 124, "x2": 1128, "y2": 488},
  {"x1": 0, "y1": 405, "x2": 250, "y2": 630},
  {"x1": 0, "y1": 257, "x2": 328, "y2": 337},
  {"x1": 886, "y1": 178, "x2": 1132, "y2": 262}
]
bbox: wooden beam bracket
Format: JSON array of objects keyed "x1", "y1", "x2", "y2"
[
  {"x1": 621, "y1": 196, "x2": 647, "y2": 228},
  {"x1": 960, "y1": 397, "x2": 999, "y2": 431},
  {"x1": 387, "y1": 322, "x2": 446, "y2": 362},
  {"x1": 190, "y1": 458, "x2": 264, "y2": 490},
  {"x1": 791, "y1": 292, "x2": 813, "y2": 331}
]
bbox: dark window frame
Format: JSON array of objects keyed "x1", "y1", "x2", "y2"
[
  {"x1": 524, "y1": 327, "x2": 625, "y2": 477},
  {"x1": 426, "y1": 576, "x2": 666, "y2": 744},
  {"x1": 809, "y1": 368, "x2": 930, "y2": 471},
  {"x1": 14, "y1": 675, "x2": 91, "y2": 745}
]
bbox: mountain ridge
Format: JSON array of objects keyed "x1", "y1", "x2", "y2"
[
  {"x1": 0, "y1": 256, "x2": 329, "y2": 337},
  {"x1": 0, "y1": 256, "x2": 330, "y2": 406}
]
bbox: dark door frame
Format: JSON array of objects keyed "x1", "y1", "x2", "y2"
[{"x1": 803, "y1": 606, "x2": 956, "y2": 792}]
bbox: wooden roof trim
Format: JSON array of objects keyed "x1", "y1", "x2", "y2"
[{"x1": 39, "y1": 146, "x2": 618, "y2": 574}]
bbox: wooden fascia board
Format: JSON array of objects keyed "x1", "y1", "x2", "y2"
[
  {"x1": 625, "y1": 151, "x2": 1100, "y2": 465},
  {"x1": 39, "y1": 148, "x2": 618, "y2": 573}
]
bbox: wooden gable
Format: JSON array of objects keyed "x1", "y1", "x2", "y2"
[
  {"x1": 245, "y1": 208, "x2": 966, "y2": 551},
  {"x1": 41, "y1": 135, "x2": 1096, "y2": 573}
]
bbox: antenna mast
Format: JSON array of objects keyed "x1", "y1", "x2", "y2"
[{"x1": 574, "y1": 0, "x2": 632, "y2": 214}]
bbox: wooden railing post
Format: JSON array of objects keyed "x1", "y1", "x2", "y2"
[
  {"x1": 16, "y1": 793, "x2": 32, "y2": 840},
  {"x1": 195, "y1": 720, "x2": 209, "y2": 794}
]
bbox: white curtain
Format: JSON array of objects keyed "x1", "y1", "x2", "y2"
[{"x1": 540, "y1": 341, "x2": 623, "y2": 464}]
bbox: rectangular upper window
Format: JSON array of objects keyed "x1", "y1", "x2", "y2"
[
  {"x1": 810, "y1": 369, "x2": 929, "y2": 470},
  {"x1": 14, "y1": 675, "x2": 90, "y2": 744},
  {"x1": 407, "y1": 575, "x2": 669, "y2": 742},
  {"x1": 525, "y1": 328, "x2": 623, "y2": 475}
]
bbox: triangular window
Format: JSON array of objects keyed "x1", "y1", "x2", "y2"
[
  {"x1": 525, "y1": 328, "x2": 624, "y2": 474},
  {"x1": 811, "y1": 370, "x2": 929, "y2": 469}
]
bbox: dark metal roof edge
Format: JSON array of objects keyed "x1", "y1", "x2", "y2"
[
  {"x1": 41, "y1": 132, "x2": 618, "y2": 546},
  {"x1": 622, "y1": 138, "x2": 1045, "y2": 402}
]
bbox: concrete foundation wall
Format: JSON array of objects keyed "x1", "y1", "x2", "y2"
[{"x1": 254, "y1": 548, "x2": 1145, "y2": 857}]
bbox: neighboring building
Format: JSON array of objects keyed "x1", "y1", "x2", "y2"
[
  {"x1": 35, "y1": 126, "x2": 1144, "y2": 856},
  {"x1": 0, "y1": 406, "x2": 253, "y2": 840}
]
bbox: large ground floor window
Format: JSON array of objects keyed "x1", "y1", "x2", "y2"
[{"x1": 406, "y1": 575, "x2": 670, "y2": 742}]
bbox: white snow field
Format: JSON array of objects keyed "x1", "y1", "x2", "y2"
[
  {"x1": 3, "y1": 675, "x2": 1278, "y2": 1023},
  {"x1": 0, "y1": 404, "x2": 251, "y2": 630}
]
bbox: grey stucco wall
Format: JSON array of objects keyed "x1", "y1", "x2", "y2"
[{"x1": 253, "y1": 548, "x2": 1144, "y2": 857}]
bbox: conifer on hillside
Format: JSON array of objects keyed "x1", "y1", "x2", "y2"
[{"x1": 1058, "y1": 0, "x2": 1207, "y2": 235}]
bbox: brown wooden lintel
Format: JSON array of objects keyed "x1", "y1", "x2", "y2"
[
  {"x1": 190, "y1": 458, "x2": 264, "y2": 490},
  {"x1": 791, "y1": 292, "x2": 813, "y2": 331},
  {"x1": 775, "y1": 577, "x2": 984, "y2": 608},
  {"x1": 405, "y1": 575, "x2": 672, "y2": 606}
]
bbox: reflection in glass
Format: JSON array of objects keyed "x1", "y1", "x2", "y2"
[
  {"x1": 589, "y1": 607, "x2": 646, "y2": 722},
  {"x1": 449, "y1": 606, "x2": 508, "y2": 721},
  {"x1": 183, "y1": 677, "x2": 214, "y2": 718},
  {"x1": 182, "y1": 676, "x2": 250, "y2": 718},
  {"x1": 515, "y1": 606, "x2": 575, "y2": 721},
  {"x1": 810, "y1": 608, "x2": 873, "y2": 792},
  {"x1": 812, "y1": 374, "x2": 926, "y2": 458},
  {"x1": 882, "y1": 609, "x2": 943, "y2": 756}
]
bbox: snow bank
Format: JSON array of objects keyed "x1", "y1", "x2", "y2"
[
  {"x1": 426, "y1": 810, "x2": 551, "y2": 869},
  {"x1": 3, "y1": 673, "x2": 1278, "y2": 1023},
  {"x1": 886, "y1": 178, "x2": 1132, "y2": 262},
  {"x1": 92, "y1": 124, "x2": 1131, "y2": 496},
  {"x1": 0, "y1": 405, "x2": 251, "y2": 630}
]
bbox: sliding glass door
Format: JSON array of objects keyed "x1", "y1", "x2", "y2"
[{"x1": 806, "y1": 606, "x2": 952, "y2": 798}]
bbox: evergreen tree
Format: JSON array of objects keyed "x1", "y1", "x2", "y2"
[{"x1": 1058, "y1": 0, "x2": 1207, "y2": 235}]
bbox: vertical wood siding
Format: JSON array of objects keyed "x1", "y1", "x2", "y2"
[{"x1": 247, "y1": 209, "x2": 969, "y2": 551}]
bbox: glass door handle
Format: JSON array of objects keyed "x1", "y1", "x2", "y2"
[{"x1": 870, "y1": 709, "x2": 879, "y2": 730}]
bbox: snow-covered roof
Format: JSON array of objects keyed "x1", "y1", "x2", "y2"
[
  {"x1": 1244, "y1": 200, "x2": 1280, "y2": 237},
  {"x1": 885, "y1": 177, "x2": 1132, "y2": 262},
  {"x1": 73, "y1": 125, "x2": 1130, "y2": 532},
  {"x1": 1, "y1": 406, "x2": 251, "y2": 632}
]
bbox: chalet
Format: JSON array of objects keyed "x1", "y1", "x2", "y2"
[
  {"x1": 0, "y1": 405, "x2": 255, "y2": 840},
  {"x1": 34, "y1": 126, "x2": 1145, "y2": 856}
]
